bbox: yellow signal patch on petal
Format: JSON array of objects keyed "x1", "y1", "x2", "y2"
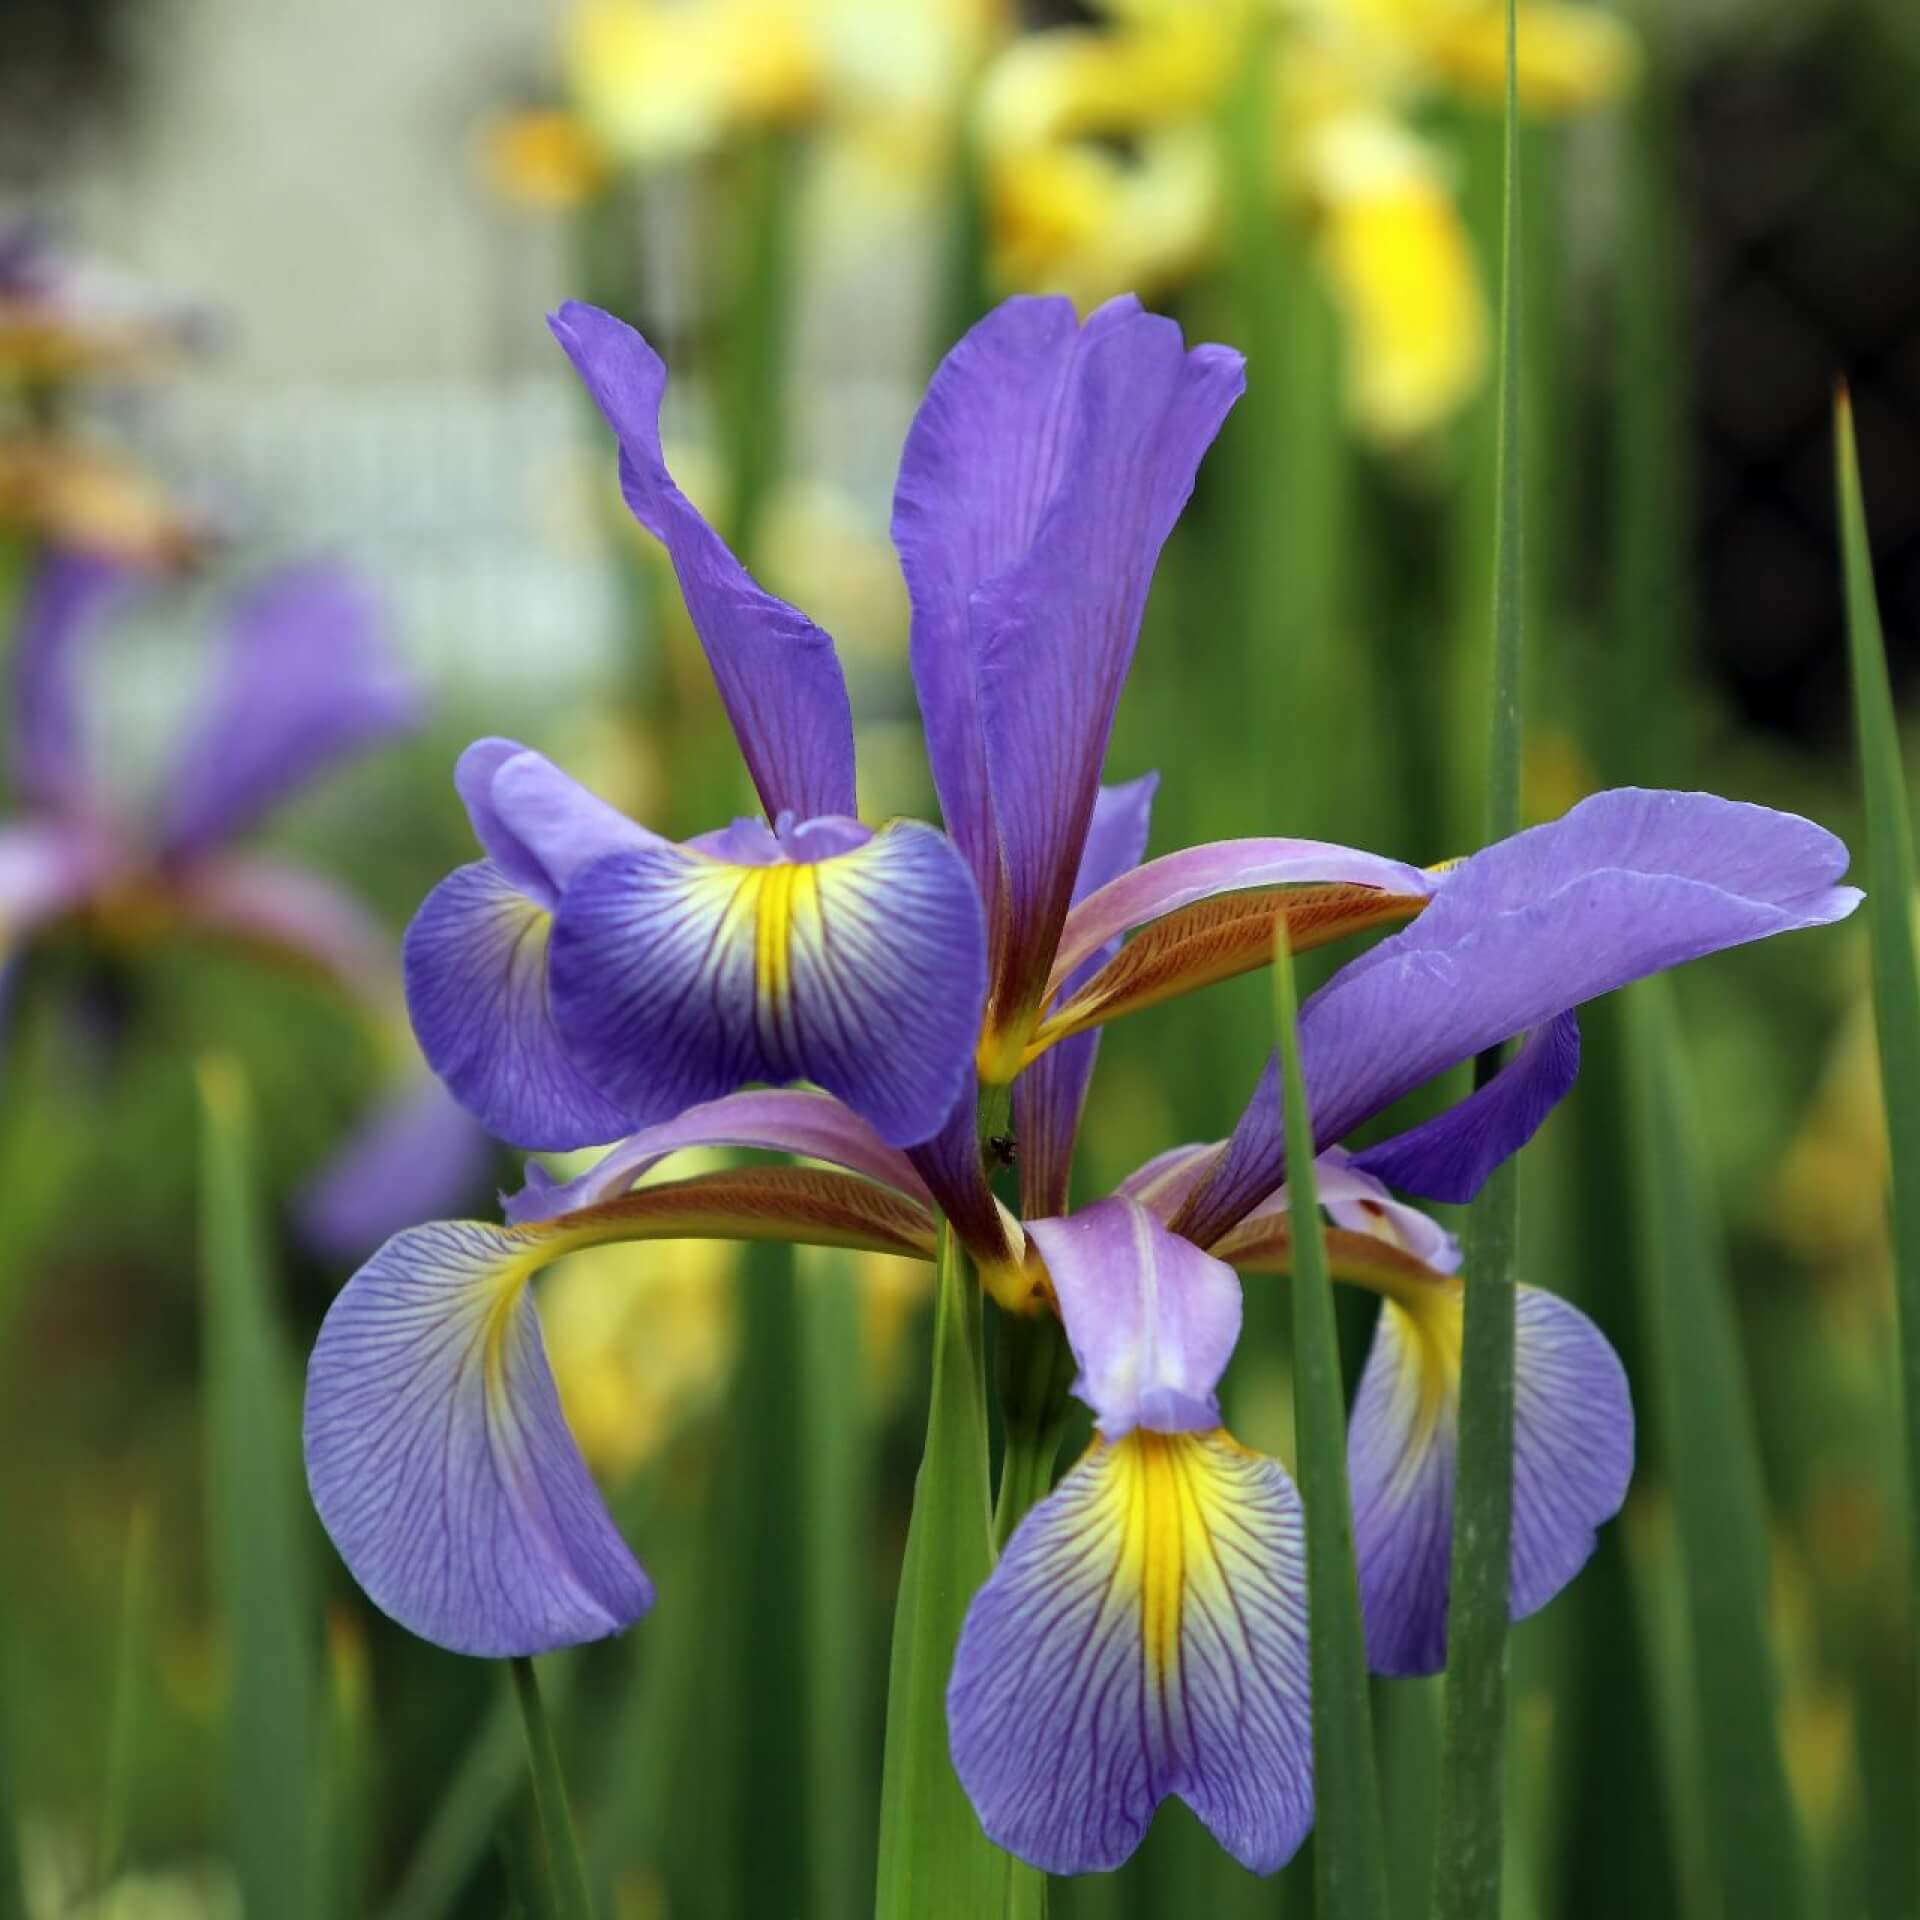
[{"x1": 947, "y1": 1425, "x2": 1313, "y2": 1874}]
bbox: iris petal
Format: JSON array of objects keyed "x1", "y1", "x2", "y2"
[
  {"x1": 947, "y1": 1429, "x2": 1312, "y2": 1875},
  {"x1": 405, "y1": 859, "x2": 635, "y2": 1151},
  {"x1": 10, "y1": 548, "x2": 127, "y2": 814},
  {"x1": 548, "y1": 302, "x2": 857, "y2": 822},
  {"x1": 549, "y1": 820, "x2": 985, "y2": 1148},
  {"x1": 304, "y1": 1217, "x2": 655, "y2": 1657},
  {"x1": 1347, "y1": 1282, "x2": 1633, "y2": 1675}
]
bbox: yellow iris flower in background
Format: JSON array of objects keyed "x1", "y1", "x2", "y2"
[
  {"x1": 483, "y1": 0, "x2": 1007, "y2": 207},
  {"x1": 978, "y1": 0, "x2": 1636, "y2": 441}
]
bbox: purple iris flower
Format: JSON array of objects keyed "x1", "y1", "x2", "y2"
[
  {"x1": 299, "y1": 290, "x2": 1859, "y2": 1874},
  {"x1": 0, "y1": 548, "x2": 490, "y2": 1249}
]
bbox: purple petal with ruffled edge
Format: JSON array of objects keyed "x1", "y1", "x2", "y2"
[
  {"x1": 454, "y1": 738, "x2": 658, "y2": 905},
  {"x1": 948, "y1": 1428, "x2": 1312, "y2": 1875},
  {"x1": 549, "y1": 818, "x2": 984, "y2": 1148},
  {"x1": 502, "y1": 1087, "x2": 932, "y2": 1225},
  {"x1": 1047, "y1": 836, "x2": 1436, "y2": 990},
  {"x1": 298, "y1": 1078, "x2": 498, "y2": 1261},
  {"x1": 10, "y1": 549, "x2": 129, "y2": 814},
  {"x1": 405, "y1": 743, "x2": 661, "y2": 1150},
  {"x1": 1352, "y1": 1012, "x2": 1581, "y2": 1205},
  {"x1": 1016, "y1": 774, "x2": 1157, "y2": 1216},
  {"x1": 972, "y1": 311, "x2": 1244, "y2": 1023},
  {"x1": 406, "y1": 860, "x2": 635, "y2": 1151},
  {"x1": 1349, "y1": 1281, "x2": 1633, "y2": 1676},
  {"x1": 1173, "y1": 789, "x2": 1862, "y2": 1248},
  {"x1": 1027, "y1": 1198, "x2": 1241, "y2": 1438},
  {"x1": 161, "y1": 564, "x2": 418, "y2": 859},
  {"x1": 549, "y1": 302, "x2": 856, "y2": 821},
  {"x1": 304, "y1": 1217, "x2": 655, "y2": 1656}
]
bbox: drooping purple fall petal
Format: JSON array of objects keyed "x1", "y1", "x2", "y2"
[
  {"x1": 10, "y1": 548, "x2": 129, "y2": 814},
  {"x1": 947, "y1": 1429, "x2": 1312, "y2": 1875},
  {"x1": 1348, "y1": 1281, "x2": 1633, "y2": 1675},
  {"x1": 549, "y1": 819, "x2": 985, "y2": 1148}
]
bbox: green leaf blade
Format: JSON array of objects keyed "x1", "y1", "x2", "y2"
[
  {"x1": 197, "y1": 1056, "x2": 317, "y2": 1920},
  {"x1": 1625, "y1": 981, "x2": 1811, "y2": 1919}
]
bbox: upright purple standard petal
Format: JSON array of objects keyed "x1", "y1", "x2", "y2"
[
  {"x1": 10, "y1": 549, "x2": 129, "y2": 814},
  {"x1": 1348, "y1": 1280, "x2": 1633, "y2": 1675},
  {"x1": 1016, "y1": 773, "x2": 1157, "y2": 1215},
  {"x1": 972, "y1": 310, "x2": 1243, "y2": 1027},
  {"x1": 305, "y1": 1217, "x2": 654, "y2": 1656},
  {"x1": 549, "y1": 302, "x2": 856, "y2": 821},
  {"x1": 948, "y1": 1430, "x2": 1312, "y2": 1875},
  {"x1": 405, "y1": 742, "x2": 657, "y2": 1151},
  {"x1": 161, "y1": 564, "x2": 418, "y2": 858},
  {"x1": 892, "y1": 297, "x2": 1243, "y2": 1032},
  {"x1": 550, "y1": 818, "x2": 985, "y2": 1148},
  {"x1": 1174, "y1": 789, "x2": 1862, "y2": 1248}
]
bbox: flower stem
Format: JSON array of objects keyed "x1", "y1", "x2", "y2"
[
  {"x1": 991, "y1": 1310, "x2": 1074, "y2": 1553},
  {"x1": 509, "y1": 1658, "x2": 595, "y2": 1920},
  {"x1": 875, "y1": 1223, "x2": 1007, "y2": 1920}
]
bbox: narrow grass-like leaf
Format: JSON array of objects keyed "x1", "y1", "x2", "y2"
[
  {"x1": 97, "y1": 1505, "x2": 153, "y2": 1897},
  {"x1": 1271, "y1": 926, "x2": 1391, "y2": 1920},
  {"x1": 1836, "y1": 389, "x2": 1920, "y2": 1775},
  {"x1": 198, "y1": 1056, "x2": 316, "y2": 1920},
  {"x1": 874, "y1": 1223, "x2": 1011, "y2": 1920},
  {"x1": 1625, "y1": 980, "x2": 1810, "y2": 1918},
  {"x1": 510, "y1": 1657, "x2": 595, "y2": 1920},
  {"x1": 0, "y1": 1624, "x2": 23, "y2": 1920},
  {"x1": 723, "y1": 128, "x2": 798, "y2": 564},
  {"x1": 1431, "y1": 4, "x2": 1524, "y2": 1913}
]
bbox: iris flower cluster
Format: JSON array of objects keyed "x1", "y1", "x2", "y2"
[{"x1": 304, "y1": 293, "x2": 1858, "y2": 1873}]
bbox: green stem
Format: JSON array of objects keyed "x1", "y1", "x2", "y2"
[
  {"x1": 875, "y1": 1224, "x2": 1007, "y2": 1920},
  {"x1": 510, "y1": 1659, "x2": 595, "y2": 1920},
  {"x1": 990, "y1": 1312, "x2": 1075, "y2": 1555},
  {"x1": 725, "y1": 129, "x2": 799, "y2": 566},
  {"x1": 1432, "y1": 3, "x2": 1524, "y2": 1912}
]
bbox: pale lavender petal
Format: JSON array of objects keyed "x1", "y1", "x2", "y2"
[
  {"x1": 1243, "y1": 1147, "x2": 1463, "y2": 1276},
  {"x1": 502, "y1": 1087, "x2": 932, "y2": 1224},
  {"x1": 304, "y1": 1217, "x2": 653, "y2": 1656},
  {"x1": 548, "y1": 302, "x2": 856, "y2": 821},
  {"x1": 975, "y1": 313, "x2": 1244, "y2": 1023},
  {"x1": 1017, "y1": 772, "x2": 1157, "y2": 1216},
  {"x1": 162, "y1": 564, "x2": 418, "y2": 857},
  {"x1": 1115, "y1": 1140, "x2": 1218, "y2": 1219},
  {"x1": 549, "y1": 819, "x2": 985, "y2": 1148},
  {"x1": 0, "y1": 820, "x2": 114, "y2": 941},
  {"x1": 298, "y1": 1078, "x2": 499, "y2": 1261},
  {"x1": 453, "y1": 738, "x2": 656, "y2": 907},
  {"x1": 1352, "y1": 1012, "x2": 1581, "y2": 1205},
  {"x1": 1174, "y1": 789, "x2": 1861, "y2": 1248},
  {"x1": 1027, "y1": 1197, "x2": 1241, "y2": 1438},
  {"x1": 405, "y1": 859, "x2": 634, "y2": 1151},
  {"x1": 1048, "y1": 836, "x2": 1436, "y2": 990},
  {"x1": 1349, "y1": 1283, "x2": 1633, "y2": 1676},
  {"x1": 947, "y1": 1429, "x2": 1312, "y2": 1875},
  {"x1": 10, "y1": 549, "x2": 129, "y2": 814},
  {"x1": 175, "y1": 853, "x2": 398, "y2": 1008}
]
